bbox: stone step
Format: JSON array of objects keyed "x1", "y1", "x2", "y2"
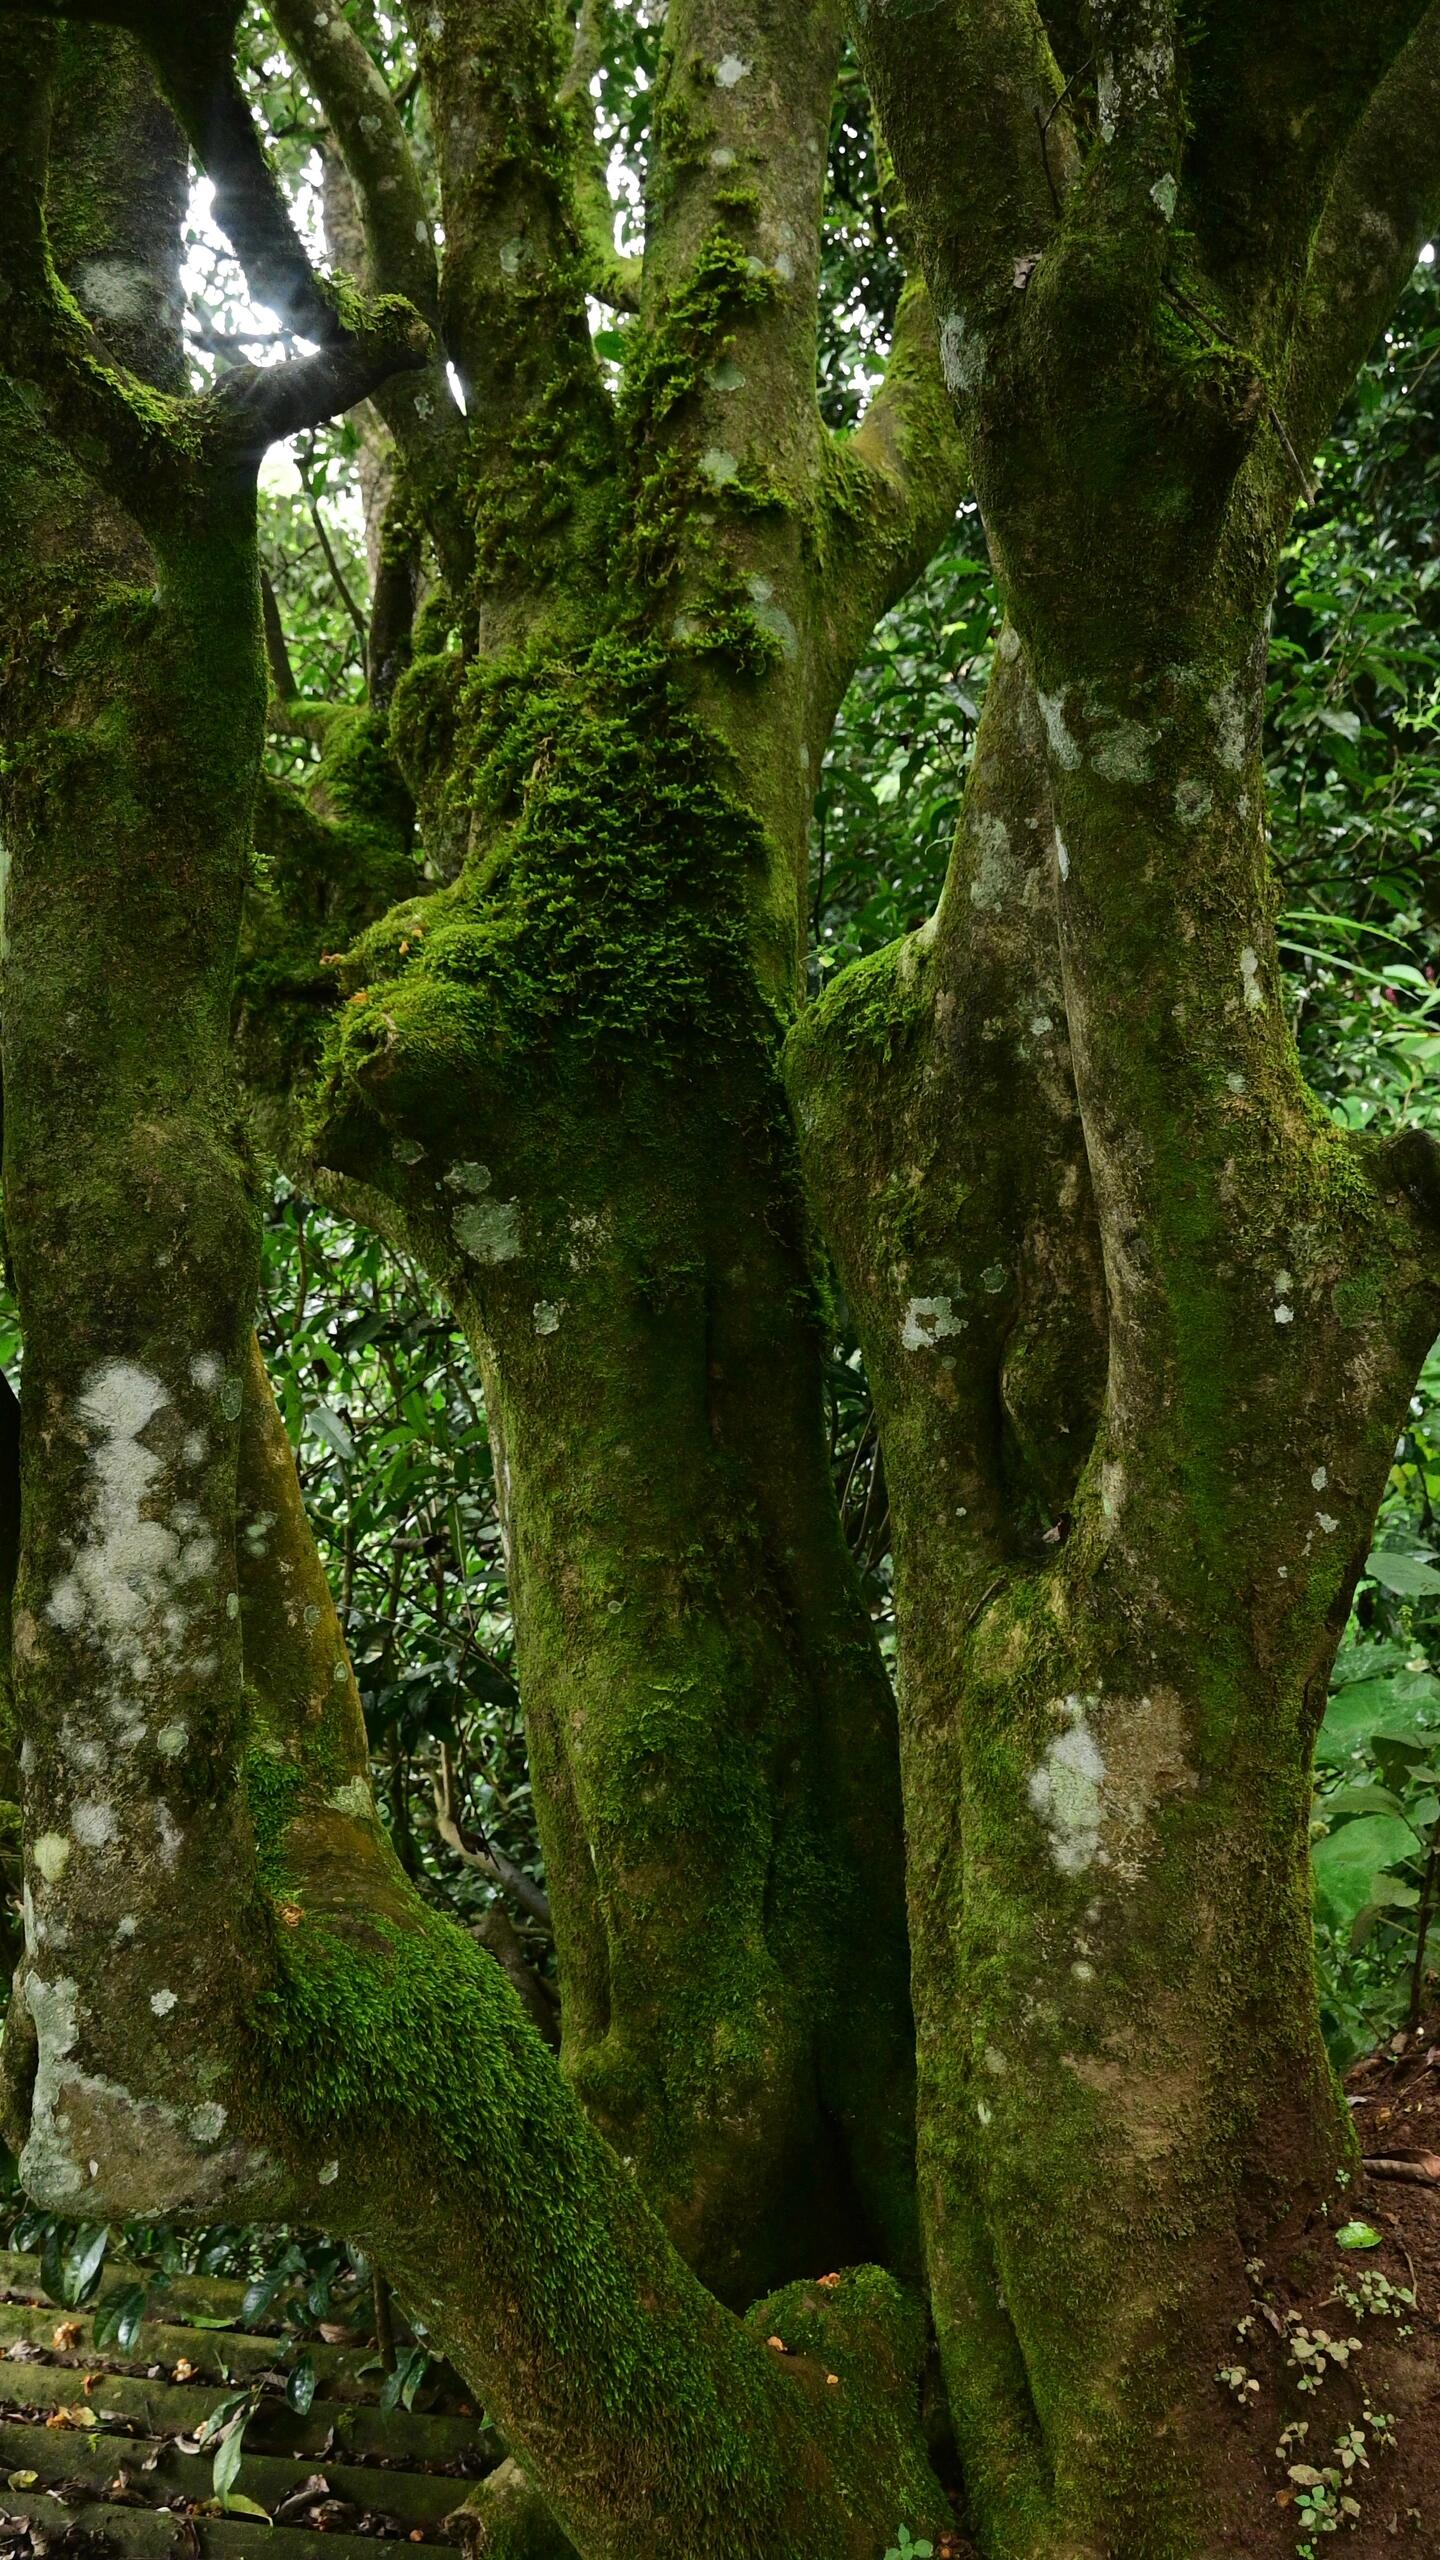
[
  {"x1": 0, "y1": 2354, "x2": 493, "y2": 2468},
  {"x1": 0, "y1": 2251, "x2": 307, "y2": 2331},
  {"x1": 0, "y1": 2486, "x2": 455, "y2": 2560},
  {"x1": 0, "y1": 2300, "x2": 396, "y2": 2399},
  {"x1": 0, "y1": 2414, "x2": 465, "y2": 2531}
]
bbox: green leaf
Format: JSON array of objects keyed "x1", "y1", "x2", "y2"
[
  {"x1": 308, "y1": 1402, "x2": 355, "y2": 1465},
  {"x1": 286, "y1": 2354, "x2": 317, "y2": 2415},
  {"x1": 221, "y1": 2493, "x2": 273, "y2": 2523},
  {"x1": 1365, "y1": 1549, "x2": 1440, "y2": 1596},
  {"x1": 1335, "y1": 2221, "x2": 1384, "y2": 2250},
  {"x1": 212, "y1": 2417, "x2": 248, "y2": 2506},
  {"x1": 1313, "y1": 1811, "x2": 1419, "y2": 1926},
  {"x1": 1323, "y1": 1784, "x2": 1409, "y2": 1823}
]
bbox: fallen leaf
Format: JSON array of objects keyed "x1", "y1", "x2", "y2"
[
  {"x1": 51, "y1": 2324, "x2": 81, "y2": 2352},
  {"x1": 766, "y1": 2336, "x2": 786, "y2": 2353}
]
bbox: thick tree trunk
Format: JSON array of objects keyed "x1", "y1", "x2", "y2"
[{"x1": 791, "y1": 588, "x2": 1440, "y2": 2547}]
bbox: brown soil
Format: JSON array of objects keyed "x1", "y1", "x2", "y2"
[{"x1": 1207, "y1": 2022, "x2": 1440, "y2": 2557}]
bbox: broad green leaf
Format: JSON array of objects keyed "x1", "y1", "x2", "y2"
[
  {"x1": 1335, "y1": 2222, "x2": 1384, "y2": 2250},
  {"x1": 1365, "y1": 1549, "x2": 1440, "y2": 1597},
  {"x1": 1313, "y1": 1812, "x2": 1419, "y2": 1926}
]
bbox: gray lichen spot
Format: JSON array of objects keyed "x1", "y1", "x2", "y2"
[
  {"x1": 328, "y1": 1776, "x2": 373, "y2": 1821},
  {"x1": 75, "y1": 257, "x2": 156, "y2": 324},
  {"x1": 72, "y1": 1801, "x2": 115, "y2": 1850},
  {"x1": 1209, "y1": 684, "x2": 1248, "y2": 771},
  {"x1": 318, "y1": 2158, "x2": 340, "y2": 2185},
  {"x1": 1240, "y1": 946, "x2": 1262, "y2": 1010},
  {"x1": 1175, "y1": 777, "x2": 1212, "y2": 827},
  {"x1": 901, "y1": 1294, "x2": 966, "y2": 1352},
  {"x1": 444, "y1": 1160, "x2": 492, "y2": 1196},
  {"x1": 157, "y1": 1724, "x2": 188, "y2": 1759},
  {"x1": 745, "y1": 575, "x2": 799, "y2": 659},
  {"x1": 938, "y1": 309, "x2": 984, "y2": 397},
  {"x1": 699, "y1": 447, "x2": 740, "y2": 487},
  {"x1": 220, "y1": 1377, "x2": 243, "y2": 1421},
  {"x1": 1150, "y1": 173, "x2": 1177, "y2": 221},
  {"x1": 714, "y1": 53, "x2": 751, "y2": 85},
  {"x1": 709, "y1": 356, "x2": 745, "y2": 392},
  {"x1": 968, "y1": 812, "x2": 1011, "y2": 907},
  {"x1": 533, "y1": 1301, "x2": 562, "y2": 1336},
  {"x1": 1090, "y1": 718, "x2": 1156, "y2": 784},
  {"x1": 190, "y1": 2102, "x2": 227, "y2": 2145},
  {"x1": 1055, "y1": 831, "x2": 1070, "y2": 882},
  {"x1": 452, "y1": 1198, "x2": 521, "y2": 1264},
  {"x1": 150, "y1": 1988, "x2": 177, "y2": 2017}
]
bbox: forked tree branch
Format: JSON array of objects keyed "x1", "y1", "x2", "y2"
[
  {"x1": 1284, "y1": 0, "x2": 1440, "y2": 458},
  {"x1": 0, "y1": 0, "x2": 434, "y2": 490}
]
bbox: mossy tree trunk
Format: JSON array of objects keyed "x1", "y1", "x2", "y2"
[
  {"x1": 3, "y1": 3, "x2": 1440, "y2": 2557},
  {"x1": 782, "y1": 6, "x2": 1440, "y2": 2546}
]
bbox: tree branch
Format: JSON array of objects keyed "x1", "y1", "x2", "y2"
[
  {"x1": 1284, "y1": 0, "x2": 1440, "y2": 457},
  {"x1": 843, "y1": 0, "x2": 1065, "y2": 344},
  {"x1": 559, "y1": 0, "x2": 643, "y2": 311},
  {"x1": 821, "y1": 278, "x2": 967, "y2": 694},
  {"x1": 266, "y1": 0, "x2": 439, "y2": 327}
]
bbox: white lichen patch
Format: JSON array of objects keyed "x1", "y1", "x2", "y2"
[
  {"x1": 901, "y1": 1294, "x2": 966, "y2": 1352},
  {"x1": 1240, "y1": 946, "x2": 1262, "y2": 1010},
  {"x1": 1055, "y1": 831, "x2": 1070, "y2": 882},
  {"x1": 47, "y1": 1363, "x2": 220, "y2": 1711},
  {"x1": 72, "y1": 1801, "x2": 115, "y2": 1850},
  {"x1": 533, "y1": 1301, "x2": 562, "y2": 1336},
  {"x1": 32, "y1": 1834, "x2": 70, "y2": 1885},
  {"x1": 745, "y1": 574, "x2": 798, "y2": 659},
  {"x1": 443, "y1": 1160, "x2": 491, "y2": 1196},
  {"x1": 149, "y1": 1988, "x2": 177, "y2": 2017},
  {"x1": 714, "y1": 53, "x2": 751, "y2": 85},
  {"x1": 1029, "y1": 1697, "x2": 1106, "y2": 1874},
  {"x1": 1150, "y1": 173, "x2": 1177, "y2": 221},
  {"x1": 699, "y1": 446, "x2": 739, "y2": 486},
  {"x1": 328, "y1": 1776, "x2": 373, "y2": 1821},
  {"x1": 190, "y1": 1356, "x2": 220, "y2": 1392},
  {"x1": 190, "y1": 2102, "x2": 227, "y2": 2145},
  {"x1": 155, "y1": 1804, "x2": 182, "y2": 1867},
  {"x1": 938, "y1": 308, "x2": 984, "y2": 397},
  {"x1": 1029, "y1": 1688, "x2": 1194, "y2": 1883},
  {"x1": 1316, "y1": 1511, "x2": 1339, "y2": 1535},
  {"x1": 318, "y1": 2158, "x2": 340, "y2": 2185},
  {"x1": 1274, "y1": 1302, "x2": 1294, "y2": 1326},
  {"x1": 1037, "y1": 689, "x2": 1082, "y2": 772},
  {"x1": 968, "y1": 812, "x2": 1011, "y2": 906},
  {"x1": 452, "y1": 1197, "x2": 521, "y2": 1264},
  {"x1": 1175, "y1": 777, "x2": 1212, "y2": 827},
  {"x1": 1312, "y1": 1466, "x2": 1329, "y2": 1491}
]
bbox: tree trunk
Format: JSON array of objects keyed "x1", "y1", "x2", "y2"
[{"x1": 792, "y1": 579, "x2": 1440, "y2": 2548}]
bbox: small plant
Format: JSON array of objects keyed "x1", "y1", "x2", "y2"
[
  {"x1": 884, "y1": 2533, "x2": 933, "y2": 2560},
  {"x1": 1285, "y1": 2321, "x2": 1362, "y2": 2394},
  {"x1": 1217, "y1": 2363, "x2": 1260, "y2": 2405},
  {"x1": 1332, "y1": 2269, "x2": 1415, "y2": 2330}
]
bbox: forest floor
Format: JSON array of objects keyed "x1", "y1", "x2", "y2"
[{"x1": 1198, "y1": 2018, "x2": 1440, "y2": 2557}]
